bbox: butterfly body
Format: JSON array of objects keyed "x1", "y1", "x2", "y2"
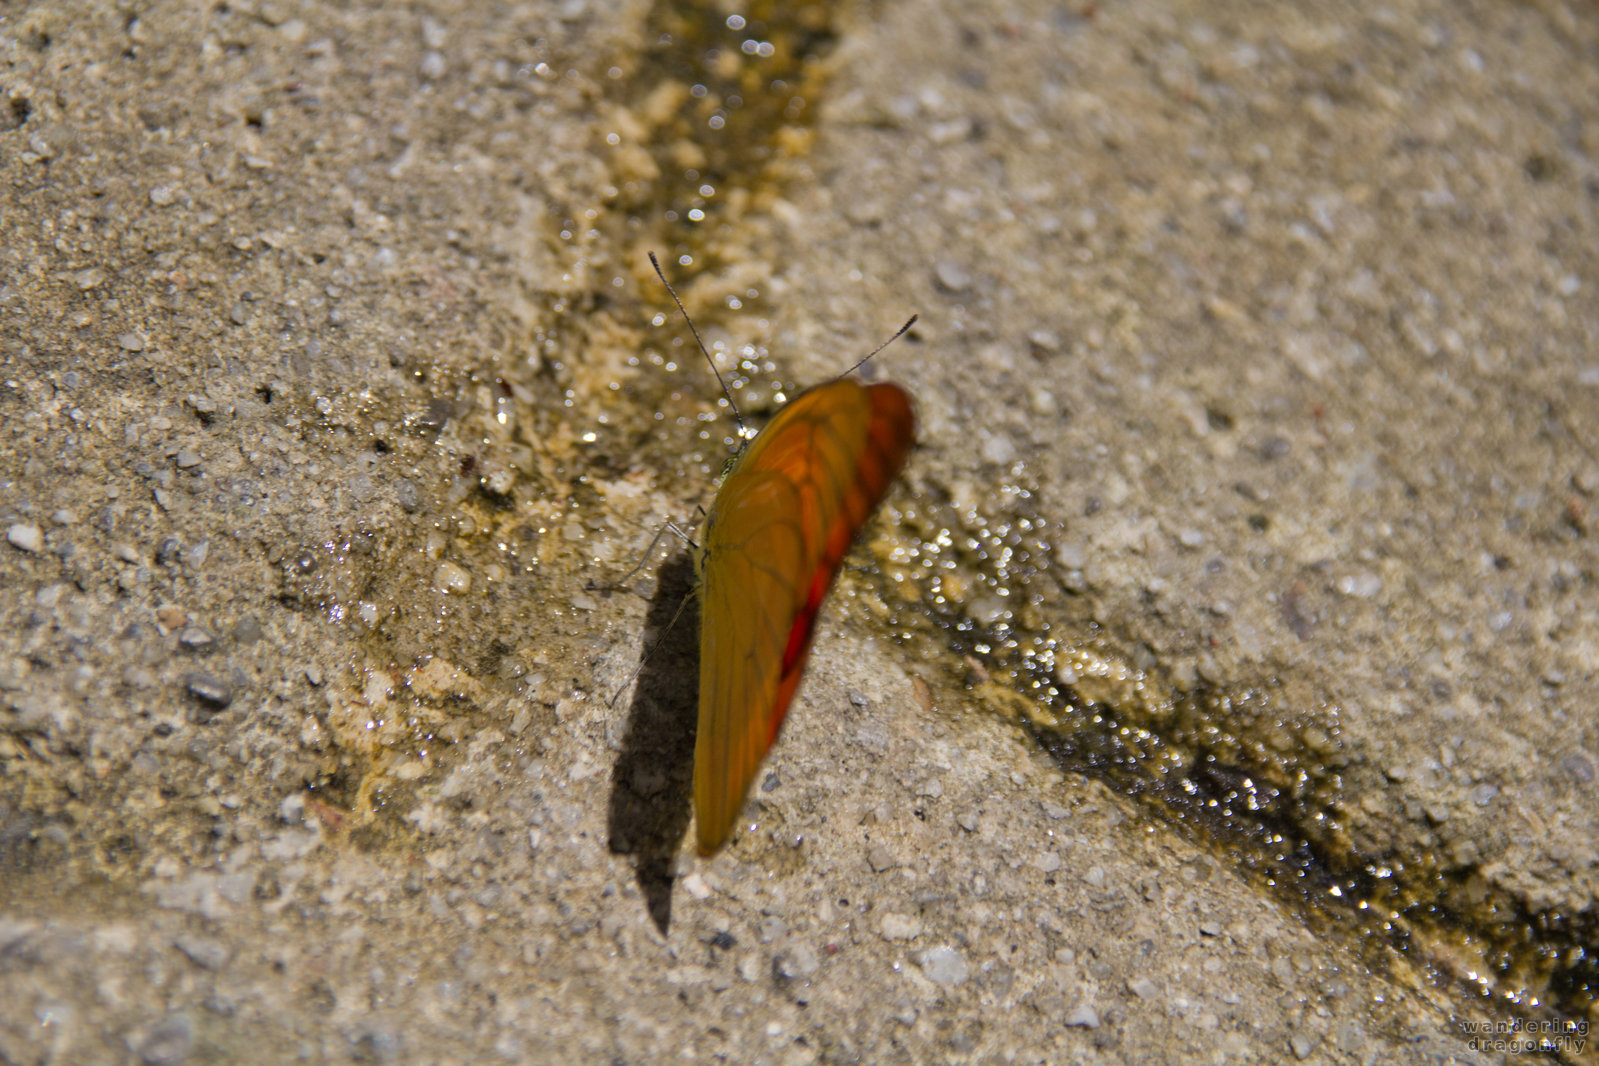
[{"x1": 694, "y1": 378, "x2": 915, "y2": 854}]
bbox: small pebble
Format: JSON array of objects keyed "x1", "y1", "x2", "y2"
[
  {"x1": 174, "y1": 934, "x2": 229, "y2": 971},
  {"x1": 1337, "y1": 572, "x2": 1383, "y2": 598},
  {"x1": 183, "y1": 672, "x2": 233, "y2": 709},
  {"x1": 1289, "y1": 1031, "x2": 1317, "y2": 1059},
  {"x1": 7, "y1": 524, "x2": 43, "y2": 553},
  {"x1": 934, "y1": 261, "x2": 972, "y2": 293},
  {"x1": 149, "y1": 184, "x2": 180, "y2": 206},
  {"x1": 395, "y1": 478, "x2": 420, "y2": 513},
  {"x1": 138, "y1": 1014, "x2": 193, "y2": 1066},
  {"x1": 175, "y1": 447, "x2": 202, "y2": 469},
  {"x1": 434, "y1": 562, "x2": 472, "y2": 594},
  {"x1": 1063, "y1": 1004, "x2": 1100, "y2": 1028},
  {"x1": 1128, "y1": 977, "x2": 1158, "y2": 999},
  {"x1": 775, "y1": 943, "x2": 820, "y2": 980},
  {"x1": 233, "y1": 616, "x2": 263, "y2": 645},
  {"x1": 917, "y1": 946, "x2": 969, "y2": 986},
  {"x1": 1562, "y1": 753, "x2": 1594, "y2": 783},
  {"x1": 178, "y1": 628, "x2": 216, "y2": 652},
  {"x1": 981, "y1": 433, "x2": 1015, "y2": 465},
  {"x1": 118, "y1": 332, "x2": 148, "y2": 351},
  {"x1": 417, "y1": 397, "x2": 452, "y2": 432},
  {"x1": 878, "y1": 914, "x2": 923, "y2": 941},
  {"x1": 867, "y1": 844, "x2": 899, "y2": 872},
  {"x1": 349, "y1": 1026, "x2": 399, "y2": 1065}
]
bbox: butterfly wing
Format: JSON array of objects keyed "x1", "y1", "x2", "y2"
[{"x1": 695, "y1": 380, "x2": 915, "y2": 854}]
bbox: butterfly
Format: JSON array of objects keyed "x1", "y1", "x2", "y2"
[{"x1": 648, "y1": 254, "x2": 916, "y2": 854}]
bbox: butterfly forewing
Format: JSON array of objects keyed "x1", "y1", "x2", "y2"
[{"x1": 694, "y1": 379, "x2": 914, "y2": 854}]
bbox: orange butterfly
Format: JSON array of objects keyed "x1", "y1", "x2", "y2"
[{"x1": 649, "y1": 255, "x2": 916, "y2": 854}]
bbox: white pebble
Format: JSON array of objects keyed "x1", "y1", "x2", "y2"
[
  {"x1": 878, "y1": 913, "x2": 923, "y2": 941},
  {"x1": 917, "y1": 946, "x2": 969, "y2": 986},
  {"x1": 1336, "y1": 572, "x2": 1382, "y2": 598},
  {"x1": 434, "y1": 561, "x2": 472, "y2": 594},
  {"x1": 7, "y1": 524, "x2": 43, "y2": 553}
]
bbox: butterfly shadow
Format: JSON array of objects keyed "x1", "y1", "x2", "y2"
[{"x1": 605, "y1": 548, "x2": 699, "y2": 934}]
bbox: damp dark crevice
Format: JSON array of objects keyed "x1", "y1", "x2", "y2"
[
  {"x1": 966, "y1": 634, "x2": 1597, "y2": 1041},
  {"x1": 604, "y1": 0, "x2": 847, "y2": 282},
  {"x1": 878, "y1": 492, "x2": 1595, "y2": 1046}
]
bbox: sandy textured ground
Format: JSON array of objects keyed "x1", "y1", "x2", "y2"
[{"x1": 2, "y1": 0, "x2": 1596, "y2": 1063}]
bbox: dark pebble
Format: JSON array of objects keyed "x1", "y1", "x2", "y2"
[
  {"x1": 416, "y1": 397, "x2": 452, "y2": 433},
  {"x1": 395, "y1": 478, "x2": 420, "y2": 513},
  {"x1": 1563, "y1": 753, "x2": 1594, "y2": 783},
  {"x1": 183, "y1": 672, "x2": 233, "y2": 708},
  {"x1": 351, "y1": 1023, "x2": 402, "y2": 1065},
  {"x1": 233, "y1": 615, "x2": 263, "y2": 645}
]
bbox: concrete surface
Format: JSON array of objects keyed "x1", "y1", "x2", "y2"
[{"x1": 2, "y1": 0, "x2": 1595, "y2": 1063}]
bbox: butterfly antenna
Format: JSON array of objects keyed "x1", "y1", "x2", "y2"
[
  {"x1": 586, "y1": 520, "x2": 698, "y2": 595},
  {"x1": 839, "y1": 314, "x2": 919, "y2": 379},
  {"x1": 649, "y1": 252, "x2": 748, "y2": 441}
]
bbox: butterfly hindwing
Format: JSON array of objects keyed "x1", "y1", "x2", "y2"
[{"x1": 694, "y1": 379, "x2": 914, "y2": 854}]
